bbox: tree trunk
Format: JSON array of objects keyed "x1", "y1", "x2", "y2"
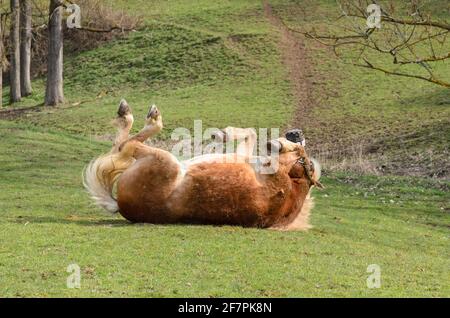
[
  {"x1": 45, "y1": 0, "x2": 64, "y2": 106},
  {"x1": 20, "y1": 0, "x2": 32, "y2": 96},
  {"x1": 0, "y1": 21, "x2": 3, "y2": 108},
  {"x1": 9, "y1": 0, "x2": 21, "y2": 103}
]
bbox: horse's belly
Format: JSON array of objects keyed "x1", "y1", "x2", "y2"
[
  {"x1": 118, "y1": 160, "x2": 288, "y2": 227},
  {"x1": 168, "y1": 163, "x2": 270, "y2": 226}
]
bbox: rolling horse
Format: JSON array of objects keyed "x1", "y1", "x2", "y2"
[{"x1": 83, "y1": 100, "x2": 323, "y2": 230}]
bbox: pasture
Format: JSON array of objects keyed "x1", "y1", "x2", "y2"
[{"x1": 0, "y1": 0, "x2": 449, "y2": 297}]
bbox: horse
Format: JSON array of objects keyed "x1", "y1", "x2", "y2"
[{"x1": 83, "y1": 100, "x2": 323, "y2": 230}]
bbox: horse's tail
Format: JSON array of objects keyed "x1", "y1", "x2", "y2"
[{"x1": 83, "y1": 152, "x2": 134, "y2": 213}]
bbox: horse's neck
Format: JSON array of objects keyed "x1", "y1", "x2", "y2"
[
  {"x1": 255, "y1": 153, "x2": 300, "y2": 203},
  {"x1": 270, "y1": 179, "x2": 312, "y2": 230}
]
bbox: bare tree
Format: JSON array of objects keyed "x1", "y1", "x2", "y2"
[
  {"x1": 9, "y1": 0, "x2": 21, "y2": 103},
  {"x1": 45, "y1": 0, "x2": 64, "y2": 106},
  {"x1": 280, "y1": 0, "x2": 450, "y2": 88},
  {"x1": 0, "y1": 16, "x2": 3, "y2": 108},
  {"x1": 20, "y1": 0, "x2": 32, "y2": 96}
]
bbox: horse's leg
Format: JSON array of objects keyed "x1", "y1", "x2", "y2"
[
  {"x1": 112, "y1": 99, "x2": 134, "y2": 152},
  {"x1": 132, "y1": 105, "x2": 163, "y2": 143},
  {"x1": 118, "y1": 105, "x2": 163, "y2": 159},
  {"x1": 116, "y1": 141, "x2": 183, "y2": 223},
  {"x1": 267, "y1": 137, "x2": 302, "y2": 154},
  {"x1": 115, "y1": 105, "x2": 163, "y2": 153},
  {"x1": 212, "y1": 127, "x2": 257, "y2": 157},
  {"x1": 85, "y1": 104, "x2": 165, "y2": 214},
  {"x1": 234, "y1": 128, "x2": 257, "y2": 157}
]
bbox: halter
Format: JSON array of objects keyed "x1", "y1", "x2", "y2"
[{"x1": 296, "y1": 156, "x2": 324, "y2": 189}]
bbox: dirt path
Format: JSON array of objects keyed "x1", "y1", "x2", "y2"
[{"x1": 264, "y1": 2, "x2": 315, "y2": 130}]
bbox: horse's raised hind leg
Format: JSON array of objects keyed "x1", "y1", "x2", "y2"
[
  {"x1": 112, "y1": 99, "x2": 134, "y2": 152},
  {"x1": 131, "y1": 105, "x2": 163, "y2": 143},
  {"x1": 85, "y1": 104, "x2": 164, "y2": 215},
  {"x1": 116, "y1": 104, "x2": 164, "y2": 155},
  {"x1": 212, "y1": 127, "x2": 257, "y2": 158}
]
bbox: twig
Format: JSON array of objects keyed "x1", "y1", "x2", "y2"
[{"x1": 357, "y1": 58, "x2": 450, "y2": 88}]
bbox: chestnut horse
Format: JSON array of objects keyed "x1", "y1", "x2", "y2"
[{"x1": 83, "y1": 100, "x2": 322, "y2": 230}]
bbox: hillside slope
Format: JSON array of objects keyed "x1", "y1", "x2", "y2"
[{"x1": 270, "y1": 0, "x2": 450, "y2": 178}]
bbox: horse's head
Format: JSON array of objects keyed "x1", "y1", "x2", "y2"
[
  {"x1": 287, "y1": 151, "x2": 323, "y2": 189},
  {"x1": 265, "y1": 141, "x2": 322, "y2": 230},
  {"x1": 268, "y1": 139, "x2": 323, "y2": 189}
]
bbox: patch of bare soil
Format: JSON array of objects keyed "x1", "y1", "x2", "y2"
[{"x1": 0, "y1": 104, "x2": 44, "y2": 120}]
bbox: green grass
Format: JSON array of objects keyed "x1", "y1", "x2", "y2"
[
  {"x1": 0, "y1": 0, "x2": 449, "y2": 297},
  {"x1": 0, "y1": 120, "x2": 448, "y2": 297}
]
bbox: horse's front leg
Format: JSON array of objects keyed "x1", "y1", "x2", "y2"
[
  {"x1": 212, "y1": 126, "x2": 257, "y2": 157},
  {"x1": 267, "y1": 137, "x2": 302, "y2": 154}
]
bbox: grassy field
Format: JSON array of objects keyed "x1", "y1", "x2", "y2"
[
  {"x1": 0, "y1": 0, "x2": 449, "y2": 297},
  {"x1": 0, "y1": 120, "x2": 448, "y2": 297}
]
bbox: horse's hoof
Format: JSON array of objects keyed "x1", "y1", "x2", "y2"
[
  {"x1": 117, "y1": 99, "x2": 131, "y2": 117},
  {"x1": 147, "y1": 105, "x2": 159, "y2": 119},
  {"x1": 285, "y1": 129, "x2": 305, "y2": 146}
]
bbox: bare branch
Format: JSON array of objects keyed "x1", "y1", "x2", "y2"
[
  {"x1": 278, "y1": 0, "x2": 450, "y2": 88},
  {"x1": 357, "y1": 58, "x2": 450, "y2": 88},
  {"x1": 395, "y1": 52, "x2": 450, "y2": 65}
]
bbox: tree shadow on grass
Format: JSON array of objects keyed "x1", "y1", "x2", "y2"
[
  {"x1": 12, "y1": 215, "x2": 132, "y2": 227},
  {"x1": 397, "y1": 87, "x2": 450, "y2": 108},
  {"x1": 10, "y1": 215, "x2": 222, "y2": 229},
  {"x1": 9, "y1": 215, "x2": 265, "y2": 231}
]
